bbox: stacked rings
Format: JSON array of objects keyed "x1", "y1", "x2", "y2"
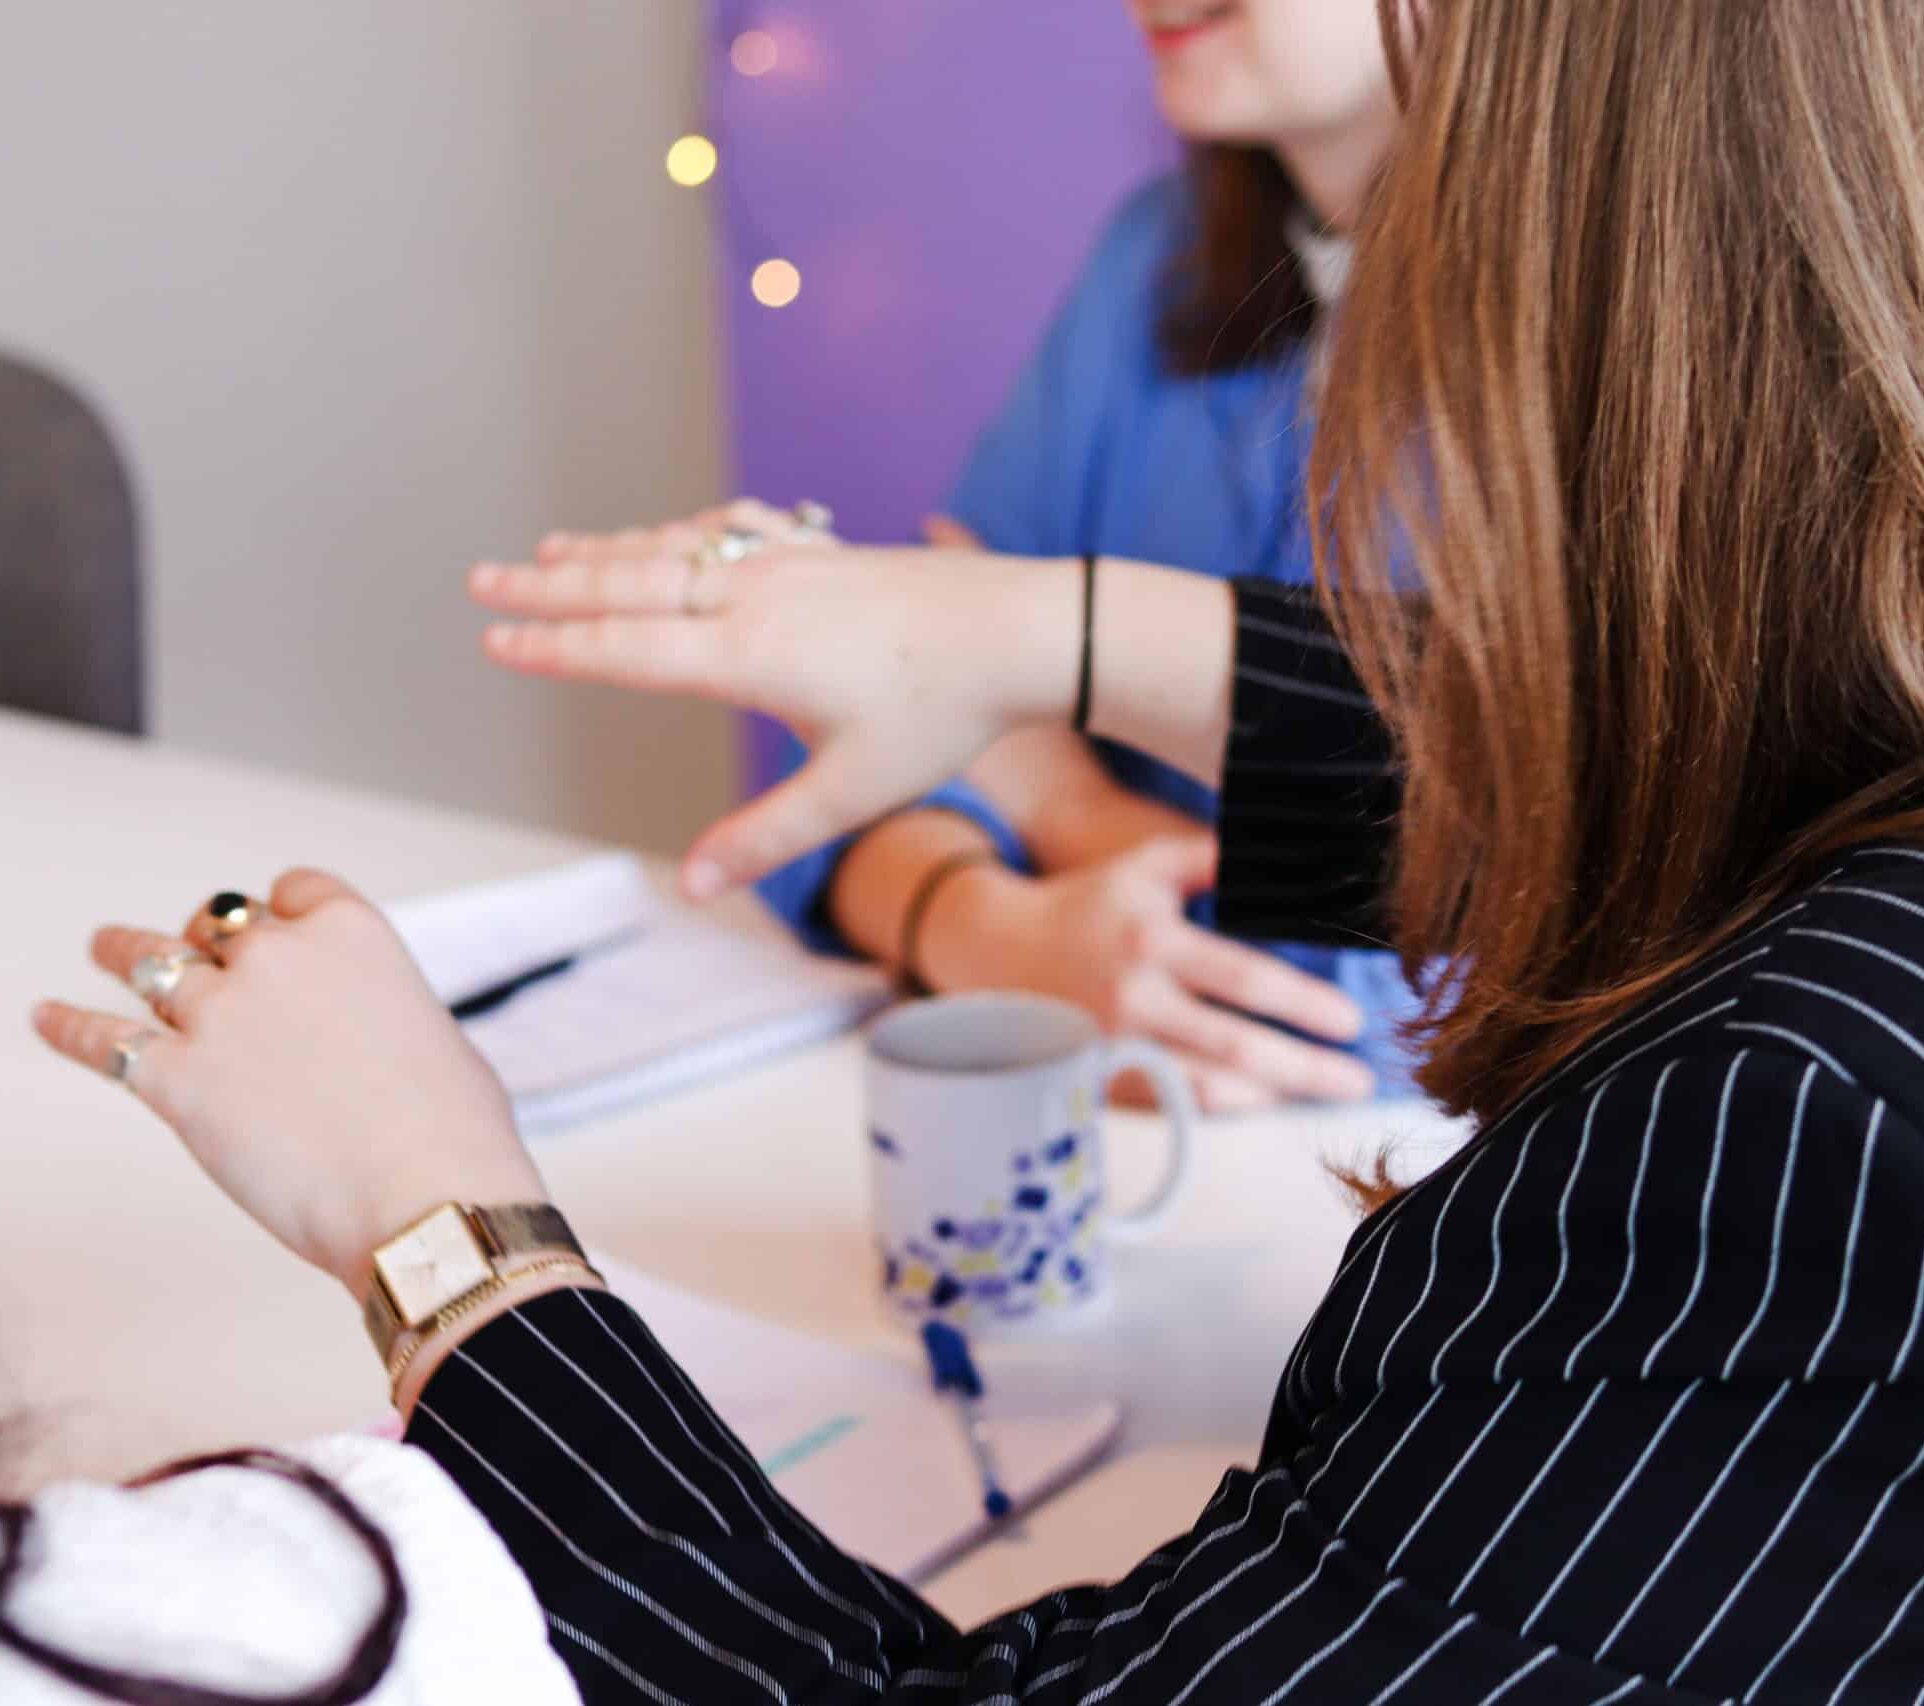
[
  {"x1": 130, "y1": 949, "x2": 209, "y2": 1017},
  {"x1": 682, "y1": 501, "x2": 836, "y2": 617}
]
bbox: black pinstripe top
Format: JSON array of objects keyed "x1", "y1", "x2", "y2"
[{"x1": 406, "y1": 582, "x2": 1924, "y2": 1703}]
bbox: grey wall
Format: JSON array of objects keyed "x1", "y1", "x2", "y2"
[{"x1": 0, "y1": 0, "x2": 737, "y2": 849}]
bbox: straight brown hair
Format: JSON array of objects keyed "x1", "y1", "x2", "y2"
[
  {"x1": 1160, "y1": 146, "x2": 1320, "y2": 374},
  {"x1": 1314, "y1": 0, "x2": 1924, "y2": 1122}
]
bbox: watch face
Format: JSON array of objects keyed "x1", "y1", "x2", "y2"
[{"x1": 373, "y1": 1204, "x2": 493, "y2": 1328}]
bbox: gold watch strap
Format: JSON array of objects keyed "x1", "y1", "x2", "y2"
[
  {"x1": 385, "y1": 1253, "x2": 601, "y2": 1391},
  {"x1": 363, "y1": 1202, "x2": 587, "y2": 1366}
]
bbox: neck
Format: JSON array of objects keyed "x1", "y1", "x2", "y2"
[{"x1": 1272, "y1": 112, "x2": 1397, "y2": 234}]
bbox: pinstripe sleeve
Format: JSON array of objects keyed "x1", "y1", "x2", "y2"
[
  {"x1": 405, "y1": 1287, "x2": 1730, "y2": 1705},
  {"x1": 1214, "y1": 580, "x2": 1402, "y2": 949}
]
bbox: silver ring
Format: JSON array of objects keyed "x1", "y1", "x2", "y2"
[
  {"x1": 110, "y1": 1030, "x2": 159, "y2": 1087},
  {"x1": 789, "y1": 499, "x2": 834, "y2": 538},
  {"x1": 130, "y1": 949, "x2": 209, "y2": 1010},
  {"x1": 684, "y1": 526, "x2": 766, "y2": 616}
]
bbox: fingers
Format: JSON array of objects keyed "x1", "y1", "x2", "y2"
[
  {"x1": 1164, "y1": 923, "x2": 1365, "y2": 1042},
  {"x1": 923, "y1": 515, "x2": 982, "y2": 550},
  {"x1": 1112, "y1": 1059, "x2": 1274, "y2": 1116},
  {"x1": 470, "y1": 556, "x2": 694, "y2": 619},
  {"x1": 481, "y1": 614, "x2": 733, "y2": 696},
  {"x1": 1134, "y1": 979, "x2": 1374, "y2": 1102},
  {"x1": 682, "y1": 746, "x2": 878, "y2": 899},
  {"x1": 32, "y1": 999, "x2": 175, "y2": 1095},
  {"x1": 90, "y1": 927, "x2": 220, "y2": 1025},
  {"x1": 537, "y1": 521, "x2": 704, "y2": 566},
  {"x1": 1133, "y1": 834, "x2": 1221, "y2": 895},
  {"x1": 270, "y1": 868, "x2": 365, "y2": 920}
]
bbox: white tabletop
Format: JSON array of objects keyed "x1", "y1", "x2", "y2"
[{"x1": 0, "y1": 709, "x2": 1462, "y2": 1625}]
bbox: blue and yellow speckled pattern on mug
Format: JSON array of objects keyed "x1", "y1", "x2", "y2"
[{"x1": 865, "y1": 994, "x2": 1196, "y2": 1333}]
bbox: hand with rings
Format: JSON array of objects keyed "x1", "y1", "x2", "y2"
[{"x1": 33, "y1": 872, "x2": 543, "y2": 1295}]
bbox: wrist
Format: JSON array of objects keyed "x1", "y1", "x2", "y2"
[
  {"x1": 391, "y1": 1265, "x2": 607, "y2": 1419},
  {"x1": 987, "y1": 555, "x2": 1086, "y2": 730},
  {"x1": 918, "y1": 863, "x2": 1045, "y2": 992}
]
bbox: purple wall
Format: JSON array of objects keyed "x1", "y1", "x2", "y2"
[{"x1": 709, "y1": 1, "x2": 1175, "y2": 785}]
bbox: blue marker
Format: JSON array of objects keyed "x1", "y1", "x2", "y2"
[{"x1": 920, "y1": 1321, "x2": 1014, "y2": 1521}]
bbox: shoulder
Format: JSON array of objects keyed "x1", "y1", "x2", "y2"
[
  {"x1": 0, "y1": 1435, "x2": 576, "y2": 1704},
  {"x1": 1048, "y1": 169, "x2": 1195, "y2": 344}
]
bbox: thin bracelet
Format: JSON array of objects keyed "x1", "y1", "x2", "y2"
[
  {"x1": 1072, "y1": 553, "x2": 1098, "y2": 733},
  {"x1": 385, "y1": 1255, "x2": 602, "y2": 1392},
  {"x1": 897, "y1": 849, "x2": 1001, "y2": 995}
]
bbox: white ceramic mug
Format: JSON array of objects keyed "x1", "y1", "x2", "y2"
[{"x1": 866, "y1": 992, "x2": 1196, "y2": 1332}]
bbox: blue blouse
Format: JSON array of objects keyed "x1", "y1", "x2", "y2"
[{"x1": 758, "y1": 172, "x2": 1421, "y2": 1092}]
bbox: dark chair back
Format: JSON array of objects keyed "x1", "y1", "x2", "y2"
[{"x1": 0, "y1": 355, "x2": 142, "y2": 733}]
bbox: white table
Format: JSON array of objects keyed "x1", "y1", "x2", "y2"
[{"x1": 0, "y1": 709, "x2": 1461, "y2": 1624}]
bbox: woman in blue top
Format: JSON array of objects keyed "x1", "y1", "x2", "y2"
[{"x1": 565, "y1": 1, "x2": 1416, "y2": 1111}]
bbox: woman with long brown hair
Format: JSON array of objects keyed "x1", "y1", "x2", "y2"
[{"x1": 23, "y1": 0, "x2": 1924, "y2": 1698}]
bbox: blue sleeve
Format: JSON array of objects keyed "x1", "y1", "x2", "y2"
[
  {"x1": 753, "y1": 729, "x2": 1032, "y2": 958},
  {"x1": 948, "y1": 175, "x2": 1184, "y2": 556}
]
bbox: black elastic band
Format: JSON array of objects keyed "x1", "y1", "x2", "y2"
[
  {"x1": 1072, "y1": 553, "x2": 1098, "y2": 733},
  {"x1": 898, "y1": 849, "x2": 1001, "y2": 995}
]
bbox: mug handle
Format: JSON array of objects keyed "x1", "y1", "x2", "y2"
[{"x1": 1097, "y1": 1038, "x2": 1197, "y2": 1242}]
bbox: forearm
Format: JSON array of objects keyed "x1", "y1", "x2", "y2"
[
  {"x1": 825, "y1": 809, "x2": 1002, "y2": 974},
  {"x1": 964, "y1": 728, "x2": 1200, "y2": 872}
]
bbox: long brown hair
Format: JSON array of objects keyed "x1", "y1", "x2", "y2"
[
  {"x1": 1315, "y1": 0, "x2": 1924, "y2": 1121},
  {"x1": 1160, "y1": 147, "x2": 1321, "y2": 373}
]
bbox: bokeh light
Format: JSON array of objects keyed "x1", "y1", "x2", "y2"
[
  {"x1": 751, "y1": 259, "x2": 803, "y2": 309},
  {"x1": 664, "y1": 134, "x2": 719, "y2": 188},
  {"x1": 731, "y1": 30, "x2": 779, "y2": 77}
]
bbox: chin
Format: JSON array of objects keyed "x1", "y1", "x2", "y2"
[{"x1": 1151, "y1": 71, "x2": 1285, "y2": 147}]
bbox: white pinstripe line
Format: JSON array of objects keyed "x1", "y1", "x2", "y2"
[
  {"x1": 1743, "y1": 1430, "x2": 1924, "y2": 1702},
  {"x1": 1807, "y1": 1103, "x2": 1885, "y2": 1379},
  {"x1": 1285, "y1": 1187, "x2": 1428, "y2": 1410},
  {"x1": 415, "y1": 1399, "x2": 802, "y2": 1700},
  {"x1": 1234, "y1": 661, "x2": 1377, "y2": 711},
  {"x1": 1365, "y1": 1614, "x2": 1475, "y2": 1705},
  {"x1": 1434, "y1": 1111, "x2": 1552, "y2": 1384},
  {"x1": 1723, "y1": 1021, "x2": 1856, "y2": 1083},
  {"x1": 1520, "y1": 1379, "x2": 1702, "y2": 1639},
  {"x1": 1023, "y1": 1656, "x2": 1086, "y2": 1697},
  {"x1": 1083, "y1": 1465, "x2": 1294, "y2": 1639},
  {"x1": 1846, "y1": 844, "x2": 1924, "y2": 865},
  {"x1": 550, "y1": 1613, "x2": 691, "y2": 1705},
  {"x1": 1075, "y1": 1501, "x2": 1316, "y2": 1705},
  {"x1": 510, "y1": 1310, "x2": 732, "y2": 1533},
  {"x1": 1668, "y1": 1381, "x2": 1880, "y2": 1686},
  {"x1": 1158, "y1": 1540, "x2": 1348, "y2": 1706},
  {"x1": 1261, "y1": 1579, "x2": 1405, "y2": 1703},
  {"x1": 1530, "y1": 940, "x2": 1778, "y2": 1111},
  {"x1": 1594, "y1": 1381, "x2": 1793, "y2": 1660},
  {"x1": 1755, "y1": 972, "x2": 1924, "y2": 1066},
  {"x1": 898, "y1": 1670, "x2": 967, "y2": 1688},
  {"x1": 1581, "y1": 1000, "x2": 1741, "y2": 1091},
  {"x1": 1586, "y1": 1677, "x2": 1641, "y2": 1705},
  {"x1": 1451, "y1": 1380, "x2": 1610, "y2": 1605},
  {"x1": 440, "y1": 1349, "x2": 879, "y2": 1686},
  {"x1": 1823, "y1": 1567, "x2": 1924, "y2": 1705},
  {"x1": 1338, "y1": 1384, "x2": 1447, "y2": 1533},
  {"x1": 1334, "y1": 1232, "x2": 1394, "y2": 1401},
  {"x1": 1237, "y1": 611, "x2": 1353, "y2": 654},
  {"x1": 1386, "y1": 1387, "x2": 1524, "y2": 1572},
  {"x1": 1302, "y1": 1389, "x2": 1387, "y2": 1496},
  {"x1": 1788, "y1": 925, "x2": 1924, "y2": 987},
  {"x1": 577, "y1": 1290, "x2": 924, "y2": 1640},
  {"x1": 1376, "y1": 1147, "x2": 1491, "y2": 1387},
  {"x1": 1493, "y1": 1083, "x2": 1609, "y2": 1381},
  {"x1": 1820, "y1": 881, "x2": 1924, "y2": 924},
  {"x1": 1641, "y1": 1055, "x2": 1745, "y2": 1377},
  {"x1": 1479, "y1": 1647, "x2": 1557, "y2": 1703},
  {"x1": 1723, "y1": 1063, "x2": 1818, "y2": 1380},
  {"x1": 1565, "y1": 1065, "x2": 1676, "y2": 1380}
]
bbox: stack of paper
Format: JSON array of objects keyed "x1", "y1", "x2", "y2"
[{"x1": 387, "y1": 854, "x2": 892, "y2": 1135}]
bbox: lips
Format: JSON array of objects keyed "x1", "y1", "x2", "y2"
[{"x1": 1139, "y1": 0, "x2": 1238, "y2": 39}]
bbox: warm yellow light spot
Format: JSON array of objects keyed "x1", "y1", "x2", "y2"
[
  {"x1": 752, "y1": 258, "x2": 802, "y2": 309},
  {"x1": 665, "y1": 134, "x2": 718, "y2": 188},
  {"x1": 731, "y1": 30, "x2": 779, "y2": 76}
]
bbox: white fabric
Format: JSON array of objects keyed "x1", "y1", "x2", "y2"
[
  {"x1": 0, "y1": 1433, "x2": 579, "y2": 1704},
  {"x1": 1291, "y1": 218, "x2": 1354, "y2": 309}
]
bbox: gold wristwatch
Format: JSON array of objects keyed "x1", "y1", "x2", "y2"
[{"x1": 363, "y1": 1202, "x2": 596, "y2": 1380}]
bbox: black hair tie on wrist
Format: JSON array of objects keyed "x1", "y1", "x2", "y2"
[{"x1": 1073, "y1": 553, "x2": 1098, "y2": 734}]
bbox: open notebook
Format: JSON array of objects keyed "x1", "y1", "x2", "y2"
[
  {"x1": 387, "y1": 854, "x2": 892, "y2": 1136},
  {"x1": 593, "y1": 1255, "x2": 1123, "y2": 1583}
]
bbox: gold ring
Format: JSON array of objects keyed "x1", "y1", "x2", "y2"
[{"x1": 204, "y1": 891, "x2": 268, "y2": 942}]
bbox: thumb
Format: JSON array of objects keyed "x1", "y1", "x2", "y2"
[
  {"x1": 271, "y1": 868, "x2": 367, "y2": 919},
  {"x1": 681, "y1": 744, "x2": 878, "y2": 901},
  {"x1": 922, "y1": 515, "x2": 982, "y2": 550},
  {"x1": 1136, "y1": 833, "x2": 1221, "y2": 897}
]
